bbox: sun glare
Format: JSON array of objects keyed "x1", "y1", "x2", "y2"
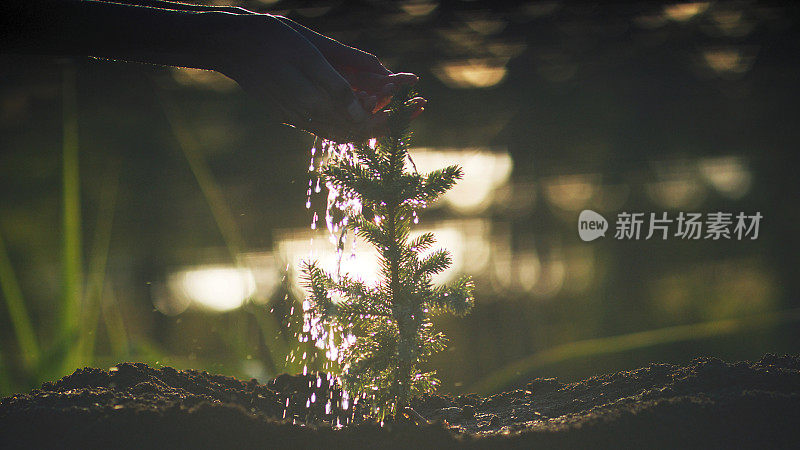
[
  {"x1": 170, "y1": 266, "x2": 256, "y2": 312},
  {"x1": 410, "y1": 148, "x2": 513, "y2": 213}
]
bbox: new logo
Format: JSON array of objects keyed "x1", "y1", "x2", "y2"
[{"x1": 578, "y1": 210, "x2": 608, "y2": 241}]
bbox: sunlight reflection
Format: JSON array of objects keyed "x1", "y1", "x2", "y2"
[
  {"x1": 415, "y1": 219, "x2": 491, "y2": 282},
  {"x1": 543, "y1": 174, "x2": 599, "y2": 211},
  {"x1": 413, "y1": 225, "x2": 464, "y2": 284},
  {"x1": 434, "y1": 59, "x2": 509, "y2": 89},
  {"x1": 529, "y1": 254, "x2": 566, "y2": 299},
  {"x1": 276, "y1": 231, "x2": 381, "y2": 289},
  {"x1": 663, "y1": 2, "x2": 709, "y2": 22},
  {"x1": 486, "y1": 41, "x2": 528, "y2": 59},
  {"x1": 516, "y1": 251, "x2": 541, "y2": 292},
  {"x1": 400, "y1": 0, "x2": 439, "y2": 17},
  {"x1": 702, "y1": 47, "x2": 756, "y2": 75},
  {"x1": 520, "y1": 1, "x2": 561, "y2": 19},
  {"x1": 646, "y1": 161, "x2": 706, "y2": 209},
  {"x1": 239, "y1": 251, "x2": 282, "y2": 304},
  {"x1": 462, "y1": 14, "x2": 507, "y2": 36},
  {"x1": 410, "y1": 148, "x2": 513, "y2": 213},
  {"x1": 710, "y1": 8, "x2": 753, "y2": 37},
  {"x1": 593, "y1": 184, "x2": 630, "y2": 212},
  {"x1": 646, "y1": 177, "x2": 706, "y2": 209},
  {"x1": 276, "y1": 219, "x2": 492, "y2": 291},
  {"x1": 698, "y1": 156, "x2": 752, "y2": 199},
  {"x1": 168, "y1": 266, "x2": 256, "y2": 312},
  {"x1": 486, "y1": 234, "x2": 569, "y2": 300},
  {"x1": 490, "y1": 236, "x2": 514, "y2": 291},
  {"x1": 437, "y1": 29, "x2": 484, "y2": 53}
]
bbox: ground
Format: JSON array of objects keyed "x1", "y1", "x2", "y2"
[{"x1": 1, "y1": 354, "x2": 799, "y2": 449}]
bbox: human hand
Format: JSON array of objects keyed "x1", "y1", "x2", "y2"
[
  {"x1": 274, "y1": 16, "x2": 421, "y2": 112},
  {"x1": 213, "y1": 14, "x2": 424, "y2": 141}
]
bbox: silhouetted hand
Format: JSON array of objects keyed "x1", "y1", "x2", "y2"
[
  {"x1": 215, "y1": 14, "x2": 425, "y2": 141},
  {"x1": 2, "y1": 0, "x2": 424, "y2": 141}
]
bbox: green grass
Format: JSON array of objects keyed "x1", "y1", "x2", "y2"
[
  {"x1": 0, "y1": 66, "x2": 125, "y2": 391},
  {"x1": 157, "y1": 89, "x2": 294, "y2": 376},
  {"x1": 0, "y1": 230, "x2": 39, "y2": 369},
  {"x1": 0, "y1": 65, "x2": 310, "y2": 394},
  {"x1": 469, "y1": 307, "x2": 800, "y2": 394},
  {"x1": 100, "y1": 280, "x2": 130, "y2": 358},
  {"x1": 0, "y1": 350, "x2": 12, "y2": 394},
  {"x1": 60, "y1": 65, "x2": 83, "y2": 374},
  {"x1": 79, "y1": 163, "x2": 119, "y2": 362}
]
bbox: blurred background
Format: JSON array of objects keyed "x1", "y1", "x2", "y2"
[{"x1": 1, "y1": 0, "x2": 799, "y2": 396}]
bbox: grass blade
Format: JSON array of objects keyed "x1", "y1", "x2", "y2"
[
  {"x1": 79, "y1": 162, "x2": 119, "y2": 362},
  {"x1": 101, "y1": 280, "x2": 130, "y2": 358},
  {"x1": 468, "y1": 308, "x2": 800, "y2": 394},
  {"x1": 0, "y1": 230, "x2": 39, "y2": 368},
  {"x1": 156, "y1": 89, "x2": 289, "y2": 372},
  {"x1": 61, "y1": 65, "x2": 83, "y2": 373}
]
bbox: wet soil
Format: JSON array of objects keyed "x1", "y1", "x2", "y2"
[{"x1": 2, "y1": 354, "x2": 799, "y2": 449}]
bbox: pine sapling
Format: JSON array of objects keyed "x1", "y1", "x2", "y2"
[{"x1": 302, "y1": 89, "x2": 474, "y2": 419}]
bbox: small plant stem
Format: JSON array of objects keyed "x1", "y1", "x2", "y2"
[
  {"x1": 305, "y1": 91, "x2": 473, "y2": 419},
  {"x1": 384, "y1": 135, "x2": 413, "y2": 416}
]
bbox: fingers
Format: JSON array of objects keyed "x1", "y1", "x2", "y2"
[
  {"x1": 276, "y1": 18, "x2": 392, "y2": 124},
  {"x1": 386, "y1": 73, "x2": 420, "y2": 86},
  {"x1": 297, "y1": 56, "x2": 424, "y2": 139},
  {"x1": 270, "y1": 68, "x2": 372, "y2": 140},
  {"x1": 320, "y1": 96, "x2": 427, "y2": 141},
  {"x1": 344, "y1": 71, "x2": 419, "y2": 95},
  {"x1": 224, "y1": 15, "x2": 425, "y2": 142},
  {"x1": 406, "y1": 97, "x2": 426, "y2": 121},
  {"x1": 247, "y1": 58, "x2": 419, "y2": 141},
  {"x1": 299, "y1": 96, "x2": 426, "y2": 142},
  {"x1": 238, "y1": 60, "x2": 425, "y2": 141},
  {"x1": 271, "y1": 16, "x2": 421, "y2": 129},
  {"x1": 372, "y1": 73, "x2": 421, "y2": 111},
  {"x1": 355, "y1": 91, "x2": 379, "y2": 113}
]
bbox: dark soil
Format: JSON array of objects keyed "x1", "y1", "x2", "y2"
[{"x1": 2, "y1": 354, "x2": 799, "y2": 449}]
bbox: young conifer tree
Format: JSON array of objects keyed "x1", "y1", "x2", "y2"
[{"x1": 302, "y1": 89, "x2": 474, "y2": 418}]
